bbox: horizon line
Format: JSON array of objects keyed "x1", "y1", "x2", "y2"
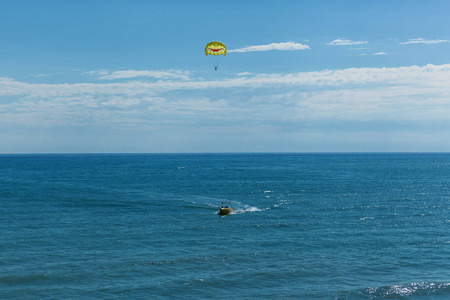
[{"x1": 1, "y1": 151, "x2": 449, "y2": 155}]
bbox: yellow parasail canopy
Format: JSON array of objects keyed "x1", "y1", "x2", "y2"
[{"x1": 205, "y1": 41, "x2": 227, "y2": 56}]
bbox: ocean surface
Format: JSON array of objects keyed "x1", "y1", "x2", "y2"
[{"x1": 1, "y1": 153, "x2": 449, "y2": 299}]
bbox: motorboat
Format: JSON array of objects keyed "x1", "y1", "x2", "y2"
[
  {"x1": 218, "y1": 206, "x2": 234, "y2": 215},
  {"x1": 218, "y1": 202, "x2": 234, "y2": 215}
]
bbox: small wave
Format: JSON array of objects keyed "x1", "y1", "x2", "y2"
[
  {"x1": 234, "y1": 206, "x2": 264, "y2": 214},
  {"x1": 234, "y1": 204, "x2": 280, "y2": 214},
  {"x1": 346, "y1": 282, "x2": 450, "y2": 298},
  {"x1": 232, "y1": 200, "x2": 288, "y2": 214}
]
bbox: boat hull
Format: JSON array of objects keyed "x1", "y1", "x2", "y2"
[{"x1": 218, "y1": 208, "x2": 233, "y2": 215}]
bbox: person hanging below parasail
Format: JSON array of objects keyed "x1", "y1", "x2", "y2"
[{"x1": 205, "y1": 41, "x2": 227, "y2": 71}]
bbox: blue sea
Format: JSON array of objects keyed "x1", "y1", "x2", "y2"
[{"x1": 1, "y1": 153, "x2": 449, "y2": 299}]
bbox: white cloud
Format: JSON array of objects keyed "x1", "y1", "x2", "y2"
[
  {"x1": 327, "y1": 39, "x2": 368, "y2": 46},
  {"x1": 228, "y1": 42, "x2": 310, "y2": 53},
  {"x1": 237, "y1": 72, "x2": 252, "y2": 76},
  {"x1": 88, "y1": 69, "x2": 191, "y2": 80},
  {"x1": 2, "y1": 64, "x2": 450, "y2": 131},
  {"x1": 360, "y1": 52, "x2": 387, "y2": 56},
  {"x1": 3, "y1": 64, "x2": 450, "y2": 99},
  {"x1": 31, "y1": 73, "x2": 56, "y2": 78},
  {"x1": 400, "y1": 38, "x2": 450, "y2": 45}
]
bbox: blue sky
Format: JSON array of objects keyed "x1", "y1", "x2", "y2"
[{"x1": 1, "y1": 0, "x2": 450, "y2": 153}]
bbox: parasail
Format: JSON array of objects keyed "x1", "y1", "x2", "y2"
[
  {"x1": 205, "y1": 41, "x2": 227, "y2": 70},
  {"x1": 205, "y1": 41, "x2": 227, "y2": 56}
]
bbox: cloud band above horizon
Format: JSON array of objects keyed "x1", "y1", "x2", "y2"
[
  {"x1": 327, "y1": 39, "x2": 368, "y2": 46},
  {"x1": 1, "y1": 63, "x2": 450, "y2": 131},
  {"x1": 400, "y1": 38, "x2": 450, "y2": 45},
  {"x1": 228, "y1": 42, "x2": 310, "y2": 53}
]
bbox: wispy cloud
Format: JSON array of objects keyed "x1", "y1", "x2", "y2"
[
  {"x1": 87, "y1": 69, "x2": 191, "y2": 80},
  {"x1": 400, "y1": 38, "x2": 450, "y2": 45},
  {"x1": 31, "y1": 73, "x2": 56, "y2": 78},
  {"x1": 228, "y1": 42, "x2": 310, "y2": 53},
  {"x1": 327, "y1": 39, "x2": 368, "y2": 46},
  {"x1": 2, "y1": 64, "x2": 450, "y2": 98},
  {"x1": 360, "y1": 52, "x2": 387, "y2": 56},
  {"x1": 2, "y1": 64, "x2": 450, "y2": 131},
  {"x1": 236, "y1": 72, "x2": 252, "y2": 76}
]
